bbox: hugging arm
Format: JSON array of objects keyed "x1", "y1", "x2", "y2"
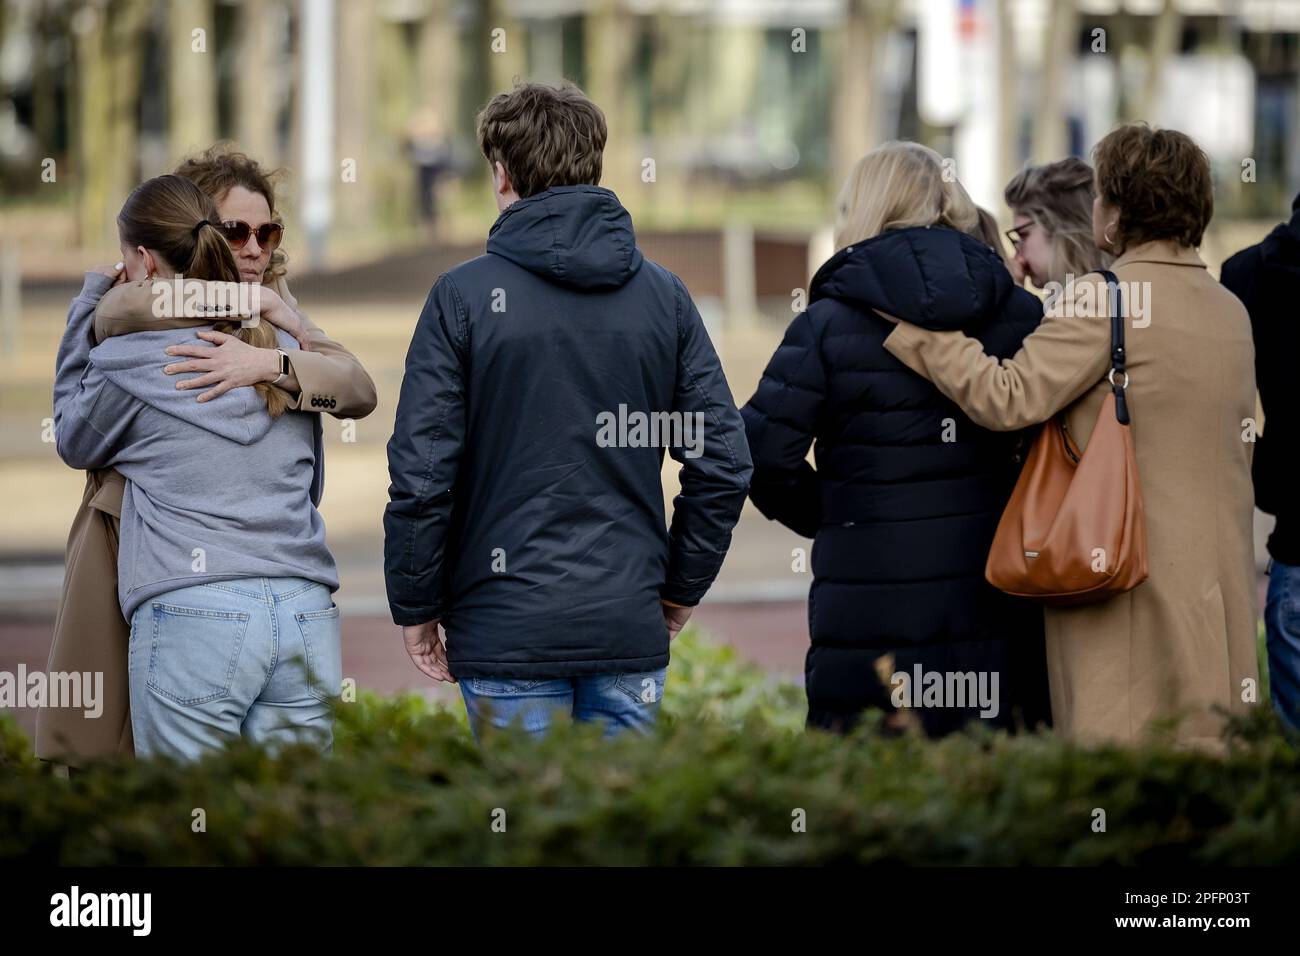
[
  {"x1": 740, "y1": 309, "x2": 826, "y2": 538},
  {"x1": 883, "y1": 281, "x2": 1112, "y2": 432},
  {"x1": 94, "y1": 276, "x2": 377, "y2": 418},
  {"x1": 53, "y1": 274, "x2": 140, "y2": 470},
  {"x1": 382, "y1": 277, "x2": 467, "y2": 626},
  {"x1": 661, "y1": 277, "x2": 753, "y2": 607}
]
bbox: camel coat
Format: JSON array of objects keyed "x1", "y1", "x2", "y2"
[
  {"x1": 35, "y1": 276, "x2": 376, "y2": 765},
  {"x1": 884, "y1": 241, "x2": 1260, "y2": 751}
]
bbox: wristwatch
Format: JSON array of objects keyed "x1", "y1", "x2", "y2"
[{"x1": 271, "y1": 348, "x2": 290, "y2": 385}]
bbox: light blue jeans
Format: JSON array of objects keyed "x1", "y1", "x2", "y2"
[
  {"x1": 128, "y1": 577, "x2": 341, "y2": 761},
  {"x1": 458, "y1": 668, "x2": 667, "y2": 741}
]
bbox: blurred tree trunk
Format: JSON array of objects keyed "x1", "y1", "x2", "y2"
[
  {"x1": 1032, "y1": 0, "x2": 1076, "y2": 163},
  {"x1": 418, "y1": 0, "x2": 458, "y2": 124},
  {"x1": 996, "y1": 0, "x2": 1017, "y2": 210},
  {"x1": 1136, "y1": 0, "x2": 1181, "y2": 122},
  {"x1": 486, "y1": 0, "x2": 524, "y2": 96},
  {"x1": 31, "y1": 6, "x2": 59, "y2": 157},
  {"x1": 831, "y1": 0, "x2": 895, "y2": 192},
  {"x1": 585, "y1": 0, "x2": 638, "y2": 197},
  {"x1": 335, "y1": 0, "x2": 375, "y2": 239},
  {"x1": 236, "y1": 0, "x2": 281, "y2": 165},
  {"x1": 374, "y1": 13, "x2": 417, "y2": 232},
  {"x1": 646, "y1": 11, "x2": 691, "y2": 212},
  {"x1": 74, "y1": 0, "x2": 149, "y2": 249},
  {"x1": 168, "y1": 0, "x2": 217, "y2": 158}
]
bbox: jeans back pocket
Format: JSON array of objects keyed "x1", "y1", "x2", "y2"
[
  {"x1": 147, "y1": 603, "x2": 251, "y2": 706},
  {"x1": 294, "y1": 604, "x2": 343, "y2": 702}
]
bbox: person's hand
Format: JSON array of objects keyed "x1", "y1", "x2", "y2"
[
  {"x1": 252, "y1": 285, "x2": 311, "y2": 351},
  {"x1": 163, "y1": 330, "x2": 282, "y2": 402},
  {"x1": 92, "y1": 262, "x2": 126, "y2": 286},
  {"x1": 403, "y1": 620, "x2": 454, "y2": 682},
  {"x1": 662, "y1": 603, "x2": 692, "y2": 641}
]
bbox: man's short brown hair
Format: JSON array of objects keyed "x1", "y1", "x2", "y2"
[
  {"x1": 477, "y1": 82, "x2": 607, "y2": 199},
  {"x1": 1092, "y1": 123, "x2": 1213, "y2": 250}
]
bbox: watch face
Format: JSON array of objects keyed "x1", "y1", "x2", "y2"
[{"x1": 281, "y1": 352, "x2": 291, "y2": 376}]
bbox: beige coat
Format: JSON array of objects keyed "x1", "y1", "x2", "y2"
[
  {"x1": 884, "y1": 241, "x2": 1260, "y2": 751},
  {"x1": 35, "y1": 275, "x2": 376, "y2": 765}
]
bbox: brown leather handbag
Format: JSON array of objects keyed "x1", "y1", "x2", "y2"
[{"x1": 985, "y1": 270, "x2": 1148, "y2": 606}]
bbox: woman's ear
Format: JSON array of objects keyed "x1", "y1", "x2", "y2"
[{"x1": 139, "y1": 246, "x2": 157, "y2": 280}]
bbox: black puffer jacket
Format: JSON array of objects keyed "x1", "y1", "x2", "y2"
[
  {"x1": 1221, "y1": 194, "x2": 1300, "y2": 565},
  {"x1": 741, "y1": 225, "x2": 1049, "y2": 733},
  {"x1": 384, "y1": 185, "x2": 752, "y2": 679}
]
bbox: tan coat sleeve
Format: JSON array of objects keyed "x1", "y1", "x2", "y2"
[
  {"x1": 270, "y1": 275, "x2": 378, "y2": 420},
  {"x1": 95, "y1": 276, "x2": 377, "y2": 420},
  {"x1": 93, "y1": 280, "x2": 207, "y2": 342},
  {"x1": 883, "y1": 280, "x2": 1112, "y2": 432}
]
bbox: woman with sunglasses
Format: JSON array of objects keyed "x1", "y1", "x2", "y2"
[
  {"x1": 53, "y1": 174, "x2": 343, "y2": 761},
  {"x1": 36, "y1": 146, "x2": 376, "y2": 769}
]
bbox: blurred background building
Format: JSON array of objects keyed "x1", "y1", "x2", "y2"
[
  {"x1": 1, "y1": 0, "x2": 1296, "y2": 726},
  {"x1": 3, "y1": 0, "x2": 1300, "y2": 266}
]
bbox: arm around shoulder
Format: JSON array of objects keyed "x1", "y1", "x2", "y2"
[{"x1": 883, "y1": 284, "x2": 1111, "y2": 432}]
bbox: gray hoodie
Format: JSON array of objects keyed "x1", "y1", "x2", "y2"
[{"x1": 53, "y1": 273, "x2": 338, "y2": 618}]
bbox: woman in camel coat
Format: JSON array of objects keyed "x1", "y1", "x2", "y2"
[
  {"x1": 36, "y1": 148, "x2": 377, "y2": 767},
  {"x1": 882, "y1": 124, "x2": 1260, "y2": 751}
]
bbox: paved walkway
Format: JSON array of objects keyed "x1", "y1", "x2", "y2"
[{"x1": 0, "y1": 597, "x2": 810, "y2": 745}]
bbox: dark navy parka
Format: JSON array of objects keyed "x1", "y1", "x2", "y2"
[{"x1": 384, "y1": 185, "x2": 752, "y2": 679}]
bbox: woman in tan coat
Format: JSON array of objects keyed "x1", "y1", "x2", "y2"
[
  {"x1": 36, "y1": 147, "x2": 377, "y2": 767},
  {"x1": 882, "y1": 124, "x2": 1260, "y2": 751}
]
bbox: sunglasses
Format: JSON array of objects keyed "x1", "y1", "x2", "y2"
[{"x1": 217, "y1": 219, "x2": 284, "y2": 252}]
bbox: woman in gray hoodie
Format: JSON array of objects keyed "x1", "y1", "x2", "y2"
[{"x1": 52, "y1": 175, "x2": 341, "y2": 761}]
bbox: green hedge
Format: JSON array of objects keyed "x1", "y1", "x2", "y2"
[{"x1": 1, "y1": 631, "x2": 1296, "y2": 865}]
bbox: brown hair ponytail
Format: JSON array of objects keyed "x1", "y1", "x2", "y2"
[{"x1": 117, "y1": 174, "x2": 291, "y2": 418}]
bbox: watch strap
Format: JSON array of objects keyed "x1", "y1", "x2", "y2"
[{"x1": 271, "y1": 348, "x2": 289, "y2": 386}]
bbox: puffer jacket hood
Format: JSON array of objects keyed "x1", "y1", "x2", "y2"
[
  {"x1": 486, "y1": 185, "x2": 644, "y2": 291},
  {"x1": 810, "y1": 225, "x2": 1015, "y2": 332}
]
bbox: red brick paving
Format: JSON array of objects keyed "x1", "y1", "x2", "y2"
[{"x1": 0, "y1": 600, "x2": 811, "y2": 746}]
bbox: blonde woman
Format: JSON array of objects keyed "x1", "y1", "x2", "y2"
[
  {"x1": 741, "y1": 141, "x2": 1050, "y2": 736},
  {"x1": 1003, "y1": 157, "x2": 1111, "y2": 289}
]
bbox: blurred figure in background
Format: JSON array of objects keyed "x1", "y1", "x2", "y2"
[
  {"x1": 1221, "y1": 193, "x2": 1300, "y2": 735},
  {"x1": 742, "y1": 141, "x2": 1050, "y2": 737},
  {"x1": 1003, "y1": 157, "x2": 1111, "y2": 289},
  {"x1": 407, "y1": 108, "x2": 455, "y2": 231}
]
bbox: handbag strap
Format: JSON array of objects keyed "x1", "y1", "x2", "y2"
[{"x1": 1097, "y1": 269, "x2": 1130, "y2": 425}]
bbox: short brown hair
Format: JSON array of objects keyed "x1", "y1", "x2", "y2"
[
  {"x1": 1092, "y1": 123, "x2": 1213, "y2": 250},
  {"x1": 477, "y1": 82, "x2": 607, "y2": 199},
  {"x1": 174, "y1": 143, "x2": 288, "y2": 281}
]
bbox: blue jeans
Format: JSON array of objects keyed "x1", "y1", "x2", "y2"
[
  {"x1": 1265, "y1": 560, "x2": 1300, "y2": 734},
  {"x1": 128, "y1": 577, "x2": 342, "y2": 761},
  {"x1": 458, "y1": 668, "x2": 667, "y2": 741}
]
